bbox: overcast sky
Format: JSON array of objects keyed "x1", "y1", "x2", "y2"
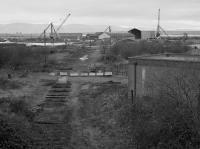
[{"x1": 0, "y1": 0, "x2": 200, "y2": 30}]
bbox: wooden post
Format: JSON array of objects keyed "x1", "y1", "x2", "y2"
[
  {"x1": 44, "y1": 30, "x2": 46, "y2": 46},
  {"x1": 197, "y1": 84, "x2": 200, "y2": 118},
  {"x1": 131, "y1": 90, "x2": 134, "y2": 104},
  {"x1": 44, "y1": 55, "x2": 47, "y2": 65},
  {"x1": 134, "y1": 62, "x2": 138, "y2": 97}
]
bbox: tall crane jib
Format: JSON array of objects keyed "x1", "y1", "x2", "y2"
[{"x1": 56, "y1": 13, "x2": 71, "y2": 33}]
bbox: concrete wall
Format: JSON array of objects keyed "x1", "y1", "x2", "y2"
[{"x1": 128, "y1": 63, "x2": 200, "y2": 99}]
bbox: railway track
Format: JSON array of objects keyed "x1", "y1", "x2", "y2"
[{"x1": 33, "y1": 80, "x2": 72, "y2": 149}]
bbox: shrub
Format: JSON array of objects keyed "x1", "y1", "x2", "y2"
[
  {"x1": 0, "y1": 77, "x2": 21, "y2": 89},
  {"x1": 9, "y1": 99, "x2": 35, "y2": 121},
  {"x1": 0, "y1": 116, "x2": 34, "y2": 149},
  {"x1": 121, "y1": 96, "x2": 200, "y2": 149},
  {"x1": 0, "y1": 44, "x2": 52, "y2": 70},
  {"x1": 110, "y1": 40, "x2": 190, "y2": 59}
]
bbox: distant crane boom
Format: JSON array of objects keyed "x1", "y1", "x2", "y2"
[
  {"x1": 104, "y1": 26, "x2": 111, "y2": 33},
  {"x1": 159, "y1": 26, "x2": 169, "y2": 37},
  {"x1": 56, "y1": 13, "x2": 71, "y2": 32},
  {"x1": 39, "y1": 23, "x2": 51, "y2": 38}
]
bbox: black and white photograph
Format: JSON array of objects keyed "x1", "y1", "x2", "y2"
[{"x1": 0, "y1": 0, "x2": 200, "y2": 148}]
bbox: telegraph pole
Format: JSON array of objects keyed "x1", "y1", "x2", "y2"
[
  {"x1": 156, "y1": 8, "x2": 161, "y2": 38},
  {"x1": 44, "y1": 30, "x2": 46, "y2": 46}
]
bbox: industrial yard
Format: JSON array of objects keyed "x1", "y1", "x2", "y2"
[
  {"x1": 0, "y1": 42, "x2": 130, "y2": 148},
  {"x1": 1, "y1": 0, "x2": 200, "y2": 148},
  {"x1": 1, "y1": 31, "x2": 200, "y2": 148}
]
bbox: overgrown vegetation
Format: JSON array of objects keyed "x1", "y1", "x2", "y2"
[
  {"x1": 124, "y1": 96, "x2": 200, "y2": 149},
  {"x1": 0, "y1": 96, "x2": 74, "y2": 148},
  {"x1": 75, "y1": 81, "x2": 200, "y2": 149},
  {"x1": 0, "y1": 98, "x2": 36, "y2": 148},
  {"x1": 0, "y1": 77, "x2": 22, "y2": 89},
  {"x1": 122, "y1": 70, "x2": 200, "y2": 148},
  {"x1": 0, "y1": 116, "x2": 34, "y2": 149},
  {"x1": 0, "y1": 44, "x2": 53, "y2": 71},
  {"x1": 110, "y1": 40, "x2": 190, "y2": 59}
]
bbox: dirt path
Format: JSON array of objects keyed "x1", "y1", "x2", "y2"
[{"x1": 64, "y1": 46, "x2": 127, "y2": 148}]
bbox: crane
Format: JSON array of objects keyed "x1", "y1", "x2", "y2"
[
  {"x1": 56, "y1": 13, "x2": 71, "y2": 33},
  {"x1": 39, "y1": 12, "x2": 71, "y2": 46},
  {"x1": 39, "y1": 22, "x2": 58, "y2": 46},
  {"x1": 156, "y1": 9, "x2": 169, "y2": 38},
  {"x1": 104, "y1": 26, "x2": 111, "y2": 33}
]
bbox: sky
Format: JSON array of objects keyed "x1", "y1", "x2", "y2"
[{"x1": 0, "y1": 0, "x2": 200, "y2": 30}]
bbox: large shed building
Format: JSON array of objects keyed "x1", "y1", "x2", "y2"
[
  {"x1": 128, "y1": 54, "x2": 200, "y2": 98},
  {"x1": 128, "y1": 28, "x2": 155, "y2": 40}
]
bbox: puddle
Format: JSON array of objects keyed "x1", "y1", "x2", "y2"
[{"x1": 80, "y1": 55, "x2": 88, "y2": 61}]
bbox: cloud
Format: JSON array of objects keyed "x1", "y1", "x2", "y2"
[{"x1": 0, "y1": 0, "x2": 200, "y2": 29}]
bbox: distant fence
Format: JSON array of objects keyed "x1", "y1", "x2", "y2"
[
  {"x1": 112, "y1": 64, "x2": 128, "y2": 77},
  {"x1": 49, "y1": 71, "x2": 113, "y2": 77}
]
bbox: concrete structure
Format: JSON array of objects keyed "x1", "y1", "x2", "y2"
[
  {"x1": 98, "y1": 32, "x2": 135, "y2": 42},
  {"x1": 109, "y1": 32, "x2": 134, "y2": 41},
  {"x1": 128, "y1": 54, "x2": 200, "y2": 98},
  {"x1": 128, "y1": 28, "x2": 155, "y2": 40}
]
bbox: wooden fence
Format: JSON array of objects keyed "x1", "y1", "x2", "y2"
[{"x1": 112, "y1": 64, "x2": 128, "y2": 77}]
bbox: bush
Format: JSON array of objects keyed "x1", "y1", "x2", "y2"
[
  {"x1": 121, "y1": 96, "x2": 200, "y2": 149},
  {"x1": 9, "y1": 99, "x2": 35, "y2": 121},
  {"x1": 0, "y1": 77, "x2": 21, "y2": 89},
  {"x1": 0, "y1": 98, "x2": 35, "y2": 148},
  {"x1": 0, "y1": 116, "x2": 34, "y2": 149},
  {"x1": 0, "y1": 44, "x2": 52, "y2": 70},
  {"x1": 110, "y1": 40, "x2": 190, "y2": 59}
]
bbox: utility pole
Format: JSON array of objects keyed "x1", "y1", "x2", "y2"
[
  {"x1": 156, "y1": 8, "x2": 161, "y2": 38},
  {"x1": 109, "y1": 26, "x2": 112, "y2": 49},
  {"x1": 50, "y1": 23, "x2": 54, "y2": 47},
  {"x1": 44, "y1": 30, "x2": 46, "y2": 46}
]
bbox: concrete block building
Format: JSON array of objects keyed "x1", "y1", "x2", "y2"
[
  {"x1": 128, "y1": 54, "x2": 200, "y2": 98},
  {"x1": 98, "y1": 32, "x2": 135, "y2": 42}
]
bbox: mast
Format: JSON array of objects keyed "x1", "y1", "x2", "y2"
[{"x1": 156, "y1": 8, "x2": 161, "y2": 38}]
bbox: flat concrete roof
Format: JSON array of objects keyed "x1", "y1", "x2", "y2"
[
  {"x1": 129, "y1": 53, "x2": 200, "y2": 68},
  {"x1": 129, "y1": 53, "x2": 200, "y2": 63}
]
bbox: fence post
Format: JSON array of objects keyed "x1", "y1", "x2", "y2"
[
  {"x1": 131, "y1": 90, "x2": 134, "y2": 104},
  {"x1": 197, "y1": 84, "x2": 200, "y2": 119}
]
